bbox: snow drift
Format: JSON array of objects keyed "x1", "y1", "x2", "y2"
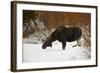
[{"x1": 23, "y1": 41, "x2": 90, "y2": 63}]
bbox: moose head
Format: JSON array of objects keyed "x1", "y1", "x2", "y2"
[{"x1": 42, "y1": 36, "x2": 53, "y2": 49}]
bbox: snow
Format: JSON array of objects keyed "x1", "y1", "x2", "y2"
[{"x1": 23, "y1": 41, "x2": 90, "y2": 63}]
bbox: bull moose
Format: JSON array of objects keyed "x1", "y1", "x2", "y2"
[{"x1": 42, "y1": 26, "x2": 82, "y2": 50}]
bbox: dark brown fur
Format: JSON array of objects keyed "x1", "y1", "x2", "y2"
[{"x1": 42, "y1": 26, "x2": 82, "y2": 50}]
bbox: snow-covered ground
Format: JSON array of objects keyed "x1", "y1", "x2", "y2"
[{"x1": 22, "y1": 41, "x2": 90, "y2": 63}]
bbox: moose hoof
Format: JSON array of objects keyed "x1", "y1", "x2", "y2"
[
  {"x1": 62, "y1": 48, "x2": 66, "y2": 50},
  {"x1": 42, "y1": 48, "x2": 46, "y2": 50},
  {"x1": 78, "y1": 44, "x2": 81, "y2": 46}
]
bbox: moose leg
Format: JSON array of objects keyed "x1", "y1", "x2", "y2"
[
  {"x1": 77, "y1": 39, "x2": 81, "y2": 46},
  {"x1": 62, "y1": 42, "x2": 66, "y2": 50}
]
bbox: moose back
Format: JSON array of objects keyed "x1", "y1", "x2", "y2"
[{"x1": 42, "y1": 26, "x2": 82, "y2": 50}]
